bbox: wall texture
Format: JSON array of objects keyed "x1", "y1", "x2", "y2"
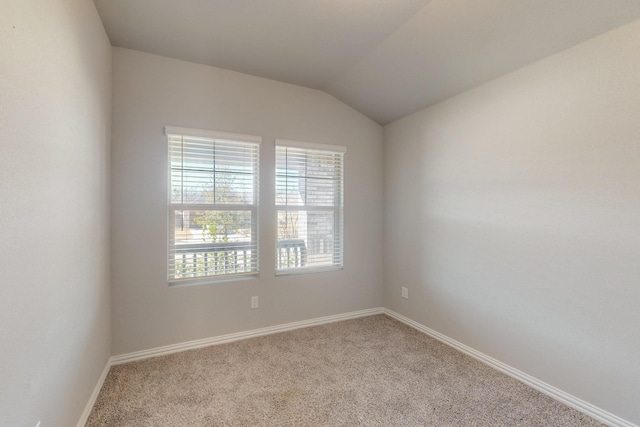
[
  {"x1": 110, "y1": 48, "x2": 384, "y2": 355},
  {"x1": 383, "y1": 19, "x2": 640, "y2": 424},
  {"x1": 0, "y1": 1, "x2": 112, "y2": 426}
]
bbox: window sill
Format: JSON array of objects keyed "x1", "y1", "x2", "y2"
[
  {"x1": 168, "y1": 273, "x2": 259, "y2": 288},
  {"x1": 275, "y1": 265, "x2": 343, "y2": 277}
]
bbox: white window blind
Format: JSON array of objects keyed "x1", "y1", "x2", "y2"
[
  {"x1": 275, "y1": 140, "x2": 345, "y2": 274},
  {"x1": 166, "y1": 126, "x2": 260, "y2": 283}
]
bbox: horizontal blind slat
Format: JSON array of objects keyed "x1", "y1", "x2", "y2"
[
  {"x1": 275, "y1": 143, "x2": 344, "y2": 273},
  {"x1": 168, "y1": 130, "x2": 260, "y2": 282}
]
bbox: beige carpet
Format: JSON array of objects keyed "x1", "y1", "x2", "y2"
[{"x1": 87, "y1": 315, "x2": 602, "y2": 426}]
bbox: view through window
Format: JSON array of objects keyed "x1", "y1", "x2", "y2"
[
  {"x1": 166, "y1": 127, "x2": 260, "y2": 283},
  {"x1": 275, "y1": 140, "x2": 345, "y2": 274}
]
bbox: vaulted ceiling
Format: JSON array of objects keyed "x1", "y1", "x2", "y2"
[{"x1": 94, "y1": 0, "x2": 640, "y2": 124}]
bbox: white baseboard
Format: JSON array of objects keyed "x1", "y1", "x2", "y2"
[
  {"x1": 111, "y1": 307, "x2": 384, "y2": 365},
  {"x1": 78, "y1": 306, "x2": 636, "y2": 427},
  {"x1": 79, "y1": 307, "x2": 383, "y2": 425},
  {"x1": 383, "y1": 308, "x2": 638, "y2": 427},
  {"x1": 76, "y1": 357, "x2": 112, "y2": 427}
]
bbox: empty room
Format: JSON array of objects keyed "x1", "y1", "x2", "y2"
[{"x1": 1, "y1": 0, "x2": 639, "y2": 426}]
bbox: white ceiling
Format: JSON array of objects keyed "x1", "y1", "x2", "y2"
[{"x1": 94, "y1": 0, "x2": 640, "y2": 124}]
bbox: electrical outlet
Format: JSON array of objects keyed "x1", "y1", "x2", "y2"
[
  {"x1": 251, "y1": 296, "x2": 259, "y2": 309},
  {"x1": 401, "y1": 287, "x2": 408, "y2": 299}
]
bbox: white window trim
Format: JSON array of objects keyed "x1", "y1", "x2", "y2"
[
  {"x1": 276, "y1": 138, "x2": 346, "y2": 154},
  {"x1": 275, "y1": 139, "x2": 345, "y2": 275},
  {"x1": 166, "y1": 126, "x2": 261, "y2": 285},
  {"x1": 165, "y1": 126, "x2": 261, "y2": 145}
]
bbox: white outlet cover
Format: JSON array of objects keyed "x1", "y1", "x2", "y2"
[{"x1": 401, "y1": 287, "x2": 408, "y2": 299}]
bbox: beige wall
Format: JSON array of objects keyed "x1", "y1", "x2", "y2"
[
  {"x1": 3, "y1": 3, "x2": 637, "y2": 424},
  {"x1": 110, "y1": 48, "x2": 384, "y2": 355},
  {"x1": 383, "y1": 20, "x2": 640, "y2": 424},
  {"x1": 0, "y1": 1, "x2": 112, "y2": 426}
]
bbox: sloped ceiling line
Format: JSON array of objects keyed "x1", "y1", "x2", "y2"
[{"x1": 95, "y1": 0, "x2": 640, "y2": 124}]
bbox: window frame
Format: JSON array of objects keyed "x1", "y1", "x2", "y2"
[
  {"x1": 275, "y1": 139, "x2": 346, "y2": 275},
  {"x1": 165, "y1": 126, "x2": 260, "y2": 285}
]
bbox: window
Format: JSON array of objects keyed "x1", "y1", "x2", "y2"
[
  {"x1": 166, "y1": 126, "x2": 260, "y2": 284},
  {"x1": 275, "y1": 140, "x2": 345, "y2": 274}
]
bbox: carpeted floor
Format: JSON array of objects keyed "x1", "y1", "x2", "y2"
[{"x1": 86, "y1": 315, "x2": 603, "y2": 426}]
